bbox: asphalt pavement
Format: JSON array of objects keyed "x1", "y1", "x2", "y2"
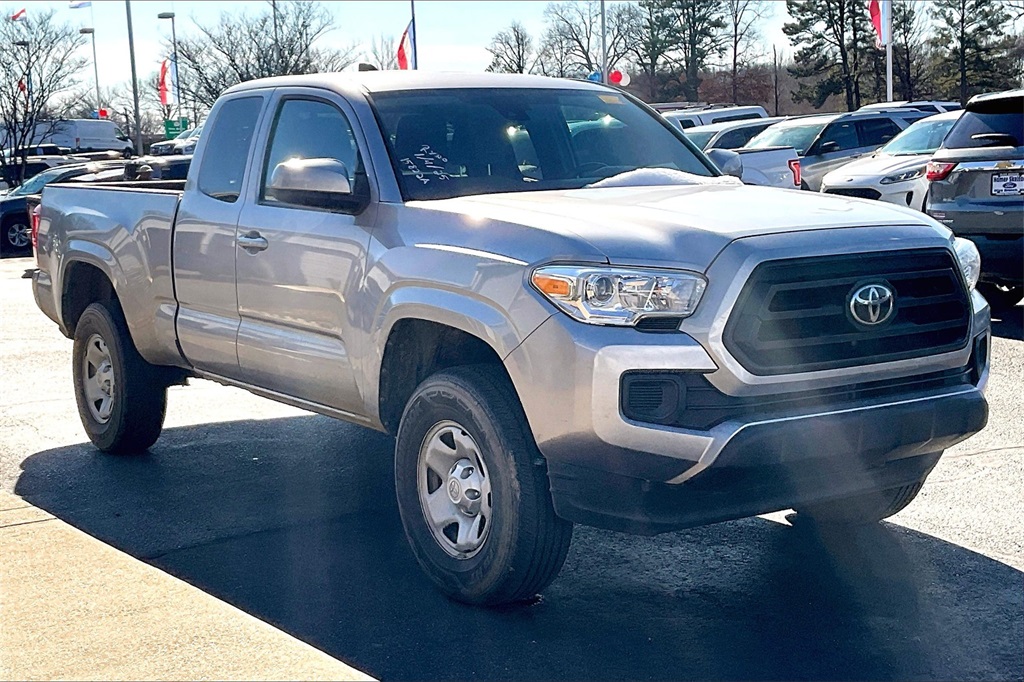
[{"x1": 1, "y1": 255, "x2": 1022, "y2": 681}]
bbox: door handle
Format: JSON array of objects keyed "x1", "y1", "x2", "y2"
[{"x1": 237, "y1": 231, "x2": 268, "y2": 253}]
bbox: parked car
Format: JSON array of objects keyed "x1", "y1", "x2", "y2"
[
  {"x1": 1, "y1": 160, "x2": 123, "y2": 256},
  {"x1": 683, "y1": 117, "x2": 787, "y2": 150},
  {"x1": 0, "y1": 155, "x2": 81, "y2": 191},
  {"x1": 821, "y1": 110, "x2": 962, "y2": 210},
  {"x1": 663, "y1": 105, "x2": 768, "y2": 130},
  {"x1": 150, "y1": 127, "x2": 195, "y2": 156},
  {"x1": 123, "y1": 154, "x2": 192, "y2": 181},
  {"x1": 926, "y1": 89, "x2": 1023, "y2": 311},
  {"x1": 746, "y1": 109, "x2": 928, "y2": 191},
  {"x1": 860, "y1": 100, "x2": 962, "y2": 114},
  {"x1": 2, "y1": 144, "x2": 70, "y2": 158},
  {"x1": 34, "y1": 72, "x2": 989, "y2": 607}
]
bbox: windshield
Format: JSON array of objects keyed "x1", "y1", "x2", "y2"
[
  {"x1": 684, "y1": 130, "x2": 716, "y2": 150},
  {"x1": 879, "y1": 116, "x2": 958, "y2": 155},
  {"x1": 745, "y1": 120, "x2": 829, "y2": 155},
  {"x1": 9, "y1": 167, "x2": 65, "y2": 196},
  {"x1": 370, "y1": 87, "x2": 713, "y2": 201},
  {"x1": 174, "y1": 128, "x2": 194, "y2": 140},
  {"x1": 943, "y1": 101, "x2": 1023, "y2": 149}
]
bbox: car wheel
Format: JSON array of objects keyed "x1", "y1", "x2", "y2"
[
  {"x1": 122, "y1": 148, "x2": 134, "y2": 159},
  {"x1": 395, "y1": 365, "x2": 573, "y2": 606},
  {"x1": 2, "y1": 216, "x2": 31, "y2": 256},
  {"x1": 72, "y1": 300, "x2": 167, "y2": 453},
  {"x1": 795, "y1": 480, "x2": 925, "y2": 526},
  {"x1": 978, "y1": 283, "x2": 1022, "y2": 312}
]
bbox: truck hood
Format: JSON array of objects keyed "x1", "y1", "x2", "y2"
[
  {"x1": 418, "y1": 184, "x2": 935, "y2": 270},
  {"x1": 822, "y1": 153, "x2": 929, "y2": 181}
]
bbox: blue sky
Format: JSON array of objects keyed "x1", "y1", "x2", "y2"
[{"x1": 9, "y1": 1, "x2": 791, "y2": 90}]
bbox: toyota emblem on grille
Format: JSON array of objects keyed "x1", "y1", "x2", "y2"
[{"x1": 849, "y1": 283, "x2": 895, "y2": 326}]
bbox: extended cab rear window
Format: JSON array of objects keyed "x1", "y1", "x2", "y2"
[
  {"x1": 197, "y1": 96, "x2": 263, "y2": 203},
  {"x1": 943, "y1": 97, "x2": 1024, "y2": 149},
  {"x1": 370, "y1": 87, "x2": 712, "y2": 201}
]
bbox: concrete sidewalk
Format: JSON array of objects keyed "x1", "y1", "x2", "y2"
[{"x1": 0, "y1": 491, "x2": 372, "y2": 681}]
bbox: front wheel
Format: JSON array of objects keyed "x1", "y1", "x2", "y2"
[
  {"x1": 72, "y1": 300, "x2": 167, "y2": 453},
  {"x1": 795, "y1": 481, "x2": 925, "y2": 526},
  {"x1": 395, "y1": 365, "x2": 573, "y2": 606}
]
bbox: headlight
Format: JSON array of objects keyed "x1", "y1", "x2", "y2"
[
  {"x1": 182, "y1": 143, "x2": 196, "y2": 154},
  {"x1": 952, "y1": 237, "x2": 980, "y2": 291},
  {"x1": 531, "y1": 265, "x2": 706, "y2": 326},
  {"x1": 880, "y1": 168, "x2": 924, "y2": 184}
]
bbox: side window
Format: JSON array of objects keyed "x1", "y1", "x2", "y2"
[
  {"x1": 197, "y1": 96, "x2": 263, "y2": 203},
  {"x1": 818, "y1": 121, "x2": 859, "y2": 151},
  {"x1": 715, "y1": 127, "x2": 758, "y2": 149},
  {"x1": 260, "y1": 98, "x2": 361, "y2": 203},
  {"x1": 857, "y1": 118, "x2": 902, "y2": 147}
]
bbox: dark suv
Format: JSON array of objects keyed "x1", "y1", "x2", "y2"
[{"x1": 926, "y1": 89, "x2": 1023, "y2": 311}]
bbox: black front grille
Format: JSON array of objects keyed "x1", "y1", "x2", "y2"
[
  {"x1": 724, "y1": 249, "x2": 971, "y2": 375},
  {"x1": 826, "y1": 187, "x2": 882, "y2": 200}
]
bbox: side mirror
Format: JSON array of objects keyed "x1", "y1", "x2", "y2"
[
  {"x1": 267, "y1": 157, "x2": 362, "y2": 211},
  {"x1": 706, "y1": 148, "x2": 744, "y2": 179},
  {"x1": 819, "y1": 141, "x2": 840, "y2": 154}
]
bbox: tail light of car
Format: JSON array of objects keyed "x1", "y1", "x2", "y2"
[
  {"x1": 788, "y1": 158, "x2": 801, "y2": 187},
  {"x1": 926, "y1": 161, "x2": 957, "y2": 182},
  {"x1": 31, "y1": 204, "x2": 41, "y2": 250}
]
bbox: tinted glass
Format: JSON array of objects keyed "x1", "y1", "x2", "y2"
[
  {"x1": 819, "y1": 121, "x2": 859, "y2": 151},
  {"x1": 713, "y1": 125, "x2": 767, "y2": 149},
  {"x1": 943, "y1": 107, "x2": 1024, "y2": 149},
  {"x1": 685, "y1": 130, "x2": 716, "y2": 149},
  {"x1": 261, "y1": 98, "x2": 362, "y2": 202},
  {"x1": 197, "y1": 96, "x2": 263, "y2": 203},
  {"x1": 746, "y1": 121, "x2": 828, "y2": 155},
  {"x1": 371, "y1": 88, "x2": 712, "y2": 201},
  {"x1": 879, "y1": 116, "x2": 958, "y2": 155},
  {"x1": 857, "y1": 118, "x2": 902, "y2": 146},
  {"x1": 9, "y1": 167, "x2": 64, "y2": 195}
]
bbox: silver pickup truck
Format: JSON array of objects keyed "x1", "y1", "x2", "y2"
[{"x1": 33, "y1": 73, "x2": 990, "y2": 606}]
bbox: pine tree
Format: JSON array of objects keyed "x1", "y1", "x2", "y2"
[
  {"x1": 784, "y1": 0, "x2": 870, "y2": 110},
  {"x1": 930, "y1": 0, "x2": 1013, "y2": 104}
]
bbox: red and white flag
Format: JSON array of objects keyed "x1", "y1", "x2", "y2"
[
  {"x1": 397, "y1": 20, "x2": 415, "y2": 70},
  {"x1": 869, "y1": 0, "x2": 891, "y2": 47},
  {"x1": 10, "y1": 8, "x2": 27, "y2": 21},
  {"x1": 158, "y1": 58, "x2": 177, "y2": 106}
]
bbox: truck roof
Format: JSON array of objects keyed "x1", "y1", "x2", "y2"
[{"x1": 224, "y1": 72, "x2": 610, "y2": 96}]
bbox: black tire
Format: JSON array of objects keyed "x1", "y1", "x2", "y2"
[
  {"x1": 72, "y1": 299, "x2": 166, "y2": 454},
  {"x1": 395, "y1": 365, "x2": 573, "y2": 606},
  {"x1": 2, "y1": 215, "x2": 31, "y2": 256},
  {"x1": 796, "y1": 481, "x2": 925, "y2": 526},
  {"x1": 122, "y1": 148, "x2": 134, "y2": 159},
  {"x1": 978, "y1": 283, "x2": 1022, "y2": 312}
]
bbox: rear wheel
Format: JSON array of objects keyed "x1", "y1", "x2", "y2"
[
  {"x1": 978, "y1": 283, "x2": 1022, "y2": 312},
  {"x1": 395, "y1": 365, "x2": 573, "y2": 606},
  {"x1": 72, "y1": 300, "x2": 167, "y2": 453},
  {"x1": 796, "y1": 481, "x2": 924, "y2": 526}
]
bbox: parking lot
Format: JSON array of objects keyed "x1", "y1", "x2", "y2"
[{"x1": 1, "y1": 254, "x2": 1022, "y2": 680}]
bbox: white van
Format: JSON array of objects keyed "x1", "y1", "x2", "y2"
[
  {"x1": 662, "y1": 105, "x2": 769, "y2": 130},
  {"x1": 33, "y1": 119, "x2": 133, "y2": 156}
]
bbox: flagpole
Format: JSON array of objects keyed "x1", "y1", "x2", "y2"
[
  {"x1": 600, "y1": 0, "x2": 607, "y2": 84},
  {"x1": 885, "y1": 0, "x2": 893, "y2": 101},
  {"x1": 410, "y1": 0, "x2": 418, "y2": 70}
]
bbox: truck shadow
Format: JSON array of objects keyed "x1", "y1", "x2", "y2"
[
  {"x1": 990, "y1": 304, "x2": 1022, "y2": 341},
  {"x1": 15, "y1": 416, "x2": 1023, "y2": 681}
]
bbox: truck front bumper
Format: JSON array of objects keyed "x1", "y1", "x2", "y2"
[{"x1": 505, "y1": 295, "x2": 991, "y2": 535}]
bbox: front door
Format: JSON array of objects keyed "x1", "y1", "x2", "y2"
[{"x1": 234, "y1": 92, "x2": 377, "y2": 416}]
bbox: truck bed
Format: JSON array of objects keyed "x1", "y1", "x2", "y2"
[{"x1": 34, "y1": 182, "x2": 185, "y2": 367}]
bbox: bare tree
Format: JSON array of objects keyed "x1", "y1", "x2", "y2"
[
  {"x1": 537, "y1": 1, "x2": 637, "y2": 78},
  {"x1": 890, "y1": 0, "x2": 930, "y2": 100},
  {"x1": 369, "y1": 34, "x2": 398, "y2": 70},
  {"x1": 175, "y1": 1, "x2": 359, "y2": 109},
  {"x1": 486, "y1": 22, "x2": 533, "y2": 73},
  {"x1": 0, "y1": 10, "x2": 86, "y2": 185},
  {"x1": 723, "y1": 0, "x2": 772, "y2": 103}
]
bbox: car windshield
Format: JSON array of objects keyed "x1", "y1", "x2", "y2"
[
  {"x1": 745, "y1": 120, "x2": 829, "y2": 155},
  {"x1": 370, "y1": 87, "x2": 713, "y2": 201},
  {"x1": 943, "y1": 97, "x2": 1023, "y2": 149},
  {"x1": 879, "y1": 116, "x2": 958, "y2": 155},
  {"x1": 174, "y1": 129, "x2": 194, "y2": 140},
  {"x1": 8, "y1": 167, "x2": 66, "y2": 196},
  {"x1": 684, "y1": 130, "x2": 716, "y2": 150}
]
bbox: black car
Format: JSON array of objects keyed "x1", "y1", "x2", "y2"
[{"x1": 0, "y1": 161, "x2": 124, "y2": 257}]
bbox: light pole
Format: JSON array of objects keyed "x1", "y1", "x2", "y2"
[
  {"x1": 157, "y1": 12, "x2": 182, "y2": 124},
  {"x1": 79, "y1": 28, "x2": 102, "y2": 117}
]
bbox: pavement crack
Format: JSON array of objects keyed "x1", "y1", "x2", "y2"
[
  {"x1": 946, "y1": 445, "x2": 1024, "y2": 460},
  {"x1": 0, "y1": 517, "x2": 56, "y2": 530}
]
